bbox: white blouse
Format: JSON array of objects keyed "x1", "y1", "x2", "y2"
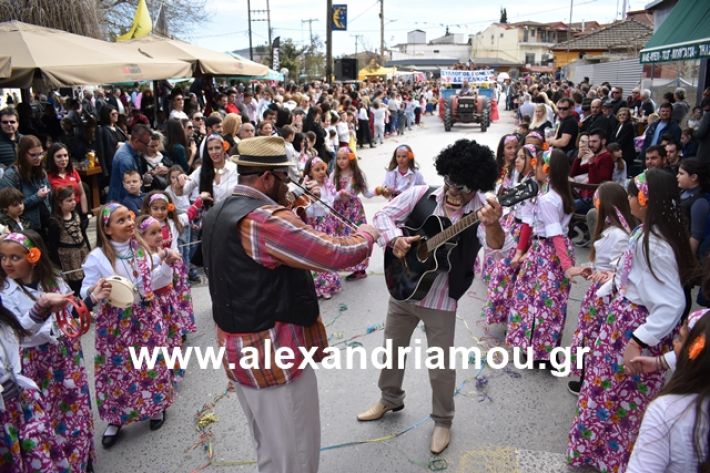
[
  {"x1": 613, "y1": 230, "x2": 685, "y2": 347},
  {"x1": 627, "y1": 394, "x2": 709, "y2": 473},
  {"x1": 181, "y1": 160, "x2": 239, "y2": 204},
  {"x1": 593, "y1": 226, "x2": 629, "y2": 271},
  {"x1": 0, "y1": 322, "x2": 45, "y2": 409},
  {"x1": 305, "y1": 180, "x2": 336, "y2": 219},
  {"x1": 532, "y1": 190, "x2": 572, "y2": 237},
  {"x1": 382, "y1": 168, "x2": 426, "y2": 198},
  {"x1": 0, "y1": 277, "x2": 70, "y2": 348},
  {"x1": 81, "y1": 240, "x2": 173, "y2": 299}
]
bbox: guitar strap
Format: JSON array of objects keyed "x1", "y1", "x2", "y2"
[
  {"x1": 404, "y1": 186, "x2": 438, "y2": 229},
  {"x1": 404, "y1": 185, "x2": 481, "y2": 301}
]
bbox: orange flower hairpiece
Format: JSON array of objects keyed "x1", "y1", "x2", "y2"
[
  {"x1": 529, "y1": 158, "x2": 538, "y2": 169},
  {"x1": 637, "y1": 191, "x2": 648, "y2": 207},
  {"x1": 543, "y1": 164, "x2": 550, "y2": 174},
  {"x1": 222, "y1": 140, "x2": 231, "y2": 153},
  {"x1": 689, "y1": 334, "x2": 706, "y2": 360},
  {"x1": 26, "y1": 247, "x2": 41, "y2": 265},
  {"x1": 348, "y1": 151, "x2": 356, "y2": 161},
  {"x1": 167, "y1": 203, "x2": 175, "y2": 212},
  {"x1": 128, "y1": 211, "x2": 136, "y2": 221}
]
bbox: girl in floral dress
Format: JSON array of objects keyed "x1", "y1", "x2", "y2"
[
  {"x1": 142, "y1": 192, "x2": 200, "y2": 340},
  {"x1": 0, "y1": 231, "x2": 94, "y2": 472},
  {"x1": 302, "y1": 157, "x2": 341, "y2": 299},
  {"x1": 494, "y1": 134, "x2": 519, "y2": 195},
  {"x1": 379, "y1": 145, "x2": 425, "y2": 201},
  {"x1": 567, "y1": 170, "x2": 697, "y2": 473},
  {"x1": 0, "y1": 292, "x2": 76, "y2": 473},
  {"x1": 135, "y1": 215, "x2": 185, "y2": 383},
  {"x1": 564, "y1": 182, "x2": 634, "y2": 394},
  {"x1": 81, "y1": 203, "x2": 174, "y2": 448},
  {"x1": 482, "y1": 144, "x2": 538, "y2": 325},
  {"x1": 332, "y1": 146, "x2": 373, "y2": 280},
  {"x1": 506, "y1": 149, "x2": 575, "y2": 365}
]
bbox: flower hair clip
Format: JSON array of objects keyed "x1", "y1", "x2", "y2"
[
  {"x1": 3, "y1": 233, "x2": 41, "y2": 265},
  {"x1": 167, "y1": 203, "x2": 175, "y2": 212},
  {"x1": 689, "y1": 333, "x2": 706, "y2": 360},
  {"x1": 634, "y1": 172, "x2": 649, "y2": 207},
  {"x1": 541, "y1": 149, "x2": 552, "y2": 174}
]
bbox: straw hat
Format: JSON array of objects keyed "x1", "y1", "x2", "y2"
[{"x1": 231, "y1": 136, "x2": 293, "y2": 168}]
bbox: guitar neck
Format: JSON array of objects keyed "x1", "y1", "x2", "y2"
[{"x1": 426, "y1": 211, "x2": 479, "y2": 251}]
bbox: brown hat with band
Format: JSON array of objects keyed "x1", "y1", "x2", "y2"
[{"x1": 231, "y1": 136, "x2": 293, "y2": 169}]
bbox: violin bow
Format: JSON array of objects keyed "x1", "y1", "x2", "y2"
[{"x1": 289, "y1": 180, "x2": 360, "y2": 232}]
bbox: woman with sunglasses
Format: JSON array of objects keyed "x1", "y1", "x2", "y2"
[{"x1": 0, "y1": 135, "x2": 51, "y2": 234}]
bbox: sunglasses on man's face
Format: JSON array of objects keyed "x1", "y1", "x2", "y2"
[
  {"x1": 1, "y1": 120, "x2": 16, "y2": 125},
  {"x1": 557, "y1": 107, "x2": 570, "y2": 111}
]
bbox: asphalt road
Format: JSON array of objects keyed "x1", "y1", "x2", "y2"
[{"x1": 88, "y1": 109, "x2": 597, "y2": 473}]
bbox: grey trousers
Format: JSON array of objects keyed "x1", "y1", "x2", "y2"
[
  {"x1": 235, "y1": 366, "x2": 320, "y2": 473},
  {"x1": 378, "y1": 298, "x2": 456, "y2": 427}
]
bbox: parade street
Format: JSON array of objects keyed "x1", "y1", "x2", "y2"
[{"x1": 82, "y1": 109, "x2": 595, "y2": 473}]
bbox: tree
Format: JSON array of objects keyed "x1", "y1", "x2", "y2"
[
  {"x1": 0, "y1": 0, "x2": 103, "y2": 38},
  {"x1": 500, "y1": 8, "x2": 508, "y2": 24},
  {"x1": 100, "y1": 0, "x2": 208, "y2": 39},
  {"x1": 0, "y1": 0, "x2": 208, "y2": 39}
]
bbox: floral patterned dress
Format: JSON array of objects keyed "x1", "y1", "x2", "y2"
[
  {"x1": 333, "y1": 173, "x2": 372, "y2": 273},
  {"x1": 2, "y1": 278, "x2": 94, "y2": 473},
  {"x1": 305, "y1": 179, "x2": 342, "y2": 297},
  {"x1": 569, "y1": 226, "x2": 630, "y2": 375},
  {"x1": 81, "y1": 239, "x2": 174, "y2": 426},
  {"x1": 566, "y1": 228, "x2": 680, "y2": 473},
  {"x1": 506, "y1": 189, "x2": 574, "y2": 361},
  {"x1": 0, "y1": 324, "x2": 71, "y2": 473}
]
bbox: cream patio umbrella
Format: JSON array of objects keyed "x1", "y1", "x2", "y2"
[
  {"x1": 118, "y1": 35, "x2": 269, "y2": 77},
  {"x1": 0, "y1": 56, "x2": 10, "y2": 78},
  {"x1": 0, "y1": 21, "x2": 192, "y2": 87}
]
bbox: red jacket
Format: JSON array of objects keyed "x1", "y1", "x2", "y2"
[{"x1": 570, "y1": 151, "x2": 614, "y2": 199}]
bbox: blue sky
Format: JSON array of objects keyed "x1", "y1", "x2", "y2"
[{"x1": 187, "y1": 0, "x2": 649, "y2": 56}]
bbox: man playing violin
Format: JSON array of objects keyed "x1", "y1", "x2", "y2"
[
  {"x1": 202, "y1": 136, "x2": 379, "y2": 473},
  {"x1": 357, "y1": 139, "x2": 508, "y2": 455}
]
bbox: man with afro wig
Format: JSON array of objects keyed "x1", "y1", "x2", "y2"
[{"x1": 357, "y1": 139, "x2": 510, "y2": 454}]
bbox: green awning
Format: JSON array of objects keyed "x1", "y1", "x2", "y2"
[{"x1": 640, "y1": 0, "x2": 710, "y2": 64}]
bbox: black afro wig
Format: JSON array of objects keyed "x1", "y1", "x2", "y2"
[{"x1": 434, "y1": 139, "x2": 497, "y2": 192}]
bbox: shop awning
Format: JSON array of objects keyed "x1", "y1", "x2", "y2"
[{"x1": 640, "y1": 0, "x2": 710, "y2": 64}]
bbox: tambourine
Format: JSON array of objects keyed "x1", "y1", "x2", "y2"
[
  {"x1": 56, "y1": 296, "x2": 91, "y2": 338},
  {"x1": 106, "y1": 276, "x2": 136, "y2": 309}
]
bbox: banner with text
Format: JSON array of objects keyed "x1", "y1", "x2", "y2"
[{"x1": 440, "y1": 69, "x2": 495, "y2": 84}]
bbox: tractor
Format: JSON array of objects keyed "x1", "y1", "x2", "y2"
[{"x1": 438, "y1": 86, "x2": 491, "y2": 132}]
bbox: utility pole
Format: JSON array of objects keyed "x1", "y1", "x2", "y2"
[
  {"x1": 247, "y1": 0, "x2": 253, "y2": 60},
  {"x1": 248, "y1": 1, "x2": 272, "y2": 63},
  {"x1": 326, "y1": 0, "x2": 333, "y2": 83},
  {"x1": 266, "y1": 0, "x2": 272, "y2": 61},
  {"x1": 379, "y1": 0, "x2": 385, "y2": 64},
  {"x1": 302, "y1": 18, "x2": 319, "y2": 79},
  {"x1": 351, "y1": 34, "x2": 363, "y2": 55}
]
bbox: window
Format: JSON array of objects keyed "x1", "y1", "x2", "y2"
[
  {"x1": 523, "y1": 29, "x2": 528, "y2": 42},
  {"x1": 500, "y1": 33, "x2": 504, "y2": 38},
  {"x1": 491, "y1": 34, "x2": 494, "y2": 44},
  {"x1": 525, "y1": 53, "x2": 535, "y2": 64}
]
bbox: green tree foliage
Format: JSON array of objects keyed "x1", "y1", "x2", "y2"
[{"x1": 500, "y1": 7, "x2": 508, "y2": 24}]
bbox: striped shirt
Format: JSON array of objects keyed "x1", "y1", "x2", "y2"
[
  {"x1": 373, "y1": 185, "x2": 508, "y2": 312},
  {"x1": 217, "y1": 185, "x2": 374, "y2": 389}
]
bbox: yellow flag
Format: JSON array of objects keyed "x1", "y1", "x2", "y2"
[{"x1": 116, "y1": 0, "x2": 152, "y2": 42}]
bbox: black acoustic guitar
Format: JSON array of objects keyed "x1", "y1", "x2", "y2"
[{"x1": 384, "y1": 179, "x2": 539, "y2": 301}]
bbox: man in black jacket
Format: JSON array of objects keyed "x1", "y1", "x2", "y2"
[{"x1": 0, "y1": 107, "x2": 21, "y2": 168}]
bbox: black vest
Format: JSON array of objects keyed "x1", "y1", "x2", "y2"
[
  {"x1": 405, "y1": 187, "x2": 481, "y2": 301},
  {"x1": 202, "y1": 193, "x2": 319, "y2": 333}
]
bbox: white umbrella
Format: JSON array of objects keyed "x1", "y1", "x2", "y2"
[
  {"x1": 0, "y1": 21, "x2": 192, "y2": 87},
  {"x1": 497, "y1": 72, "x2": 510, "y2": 82}
]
